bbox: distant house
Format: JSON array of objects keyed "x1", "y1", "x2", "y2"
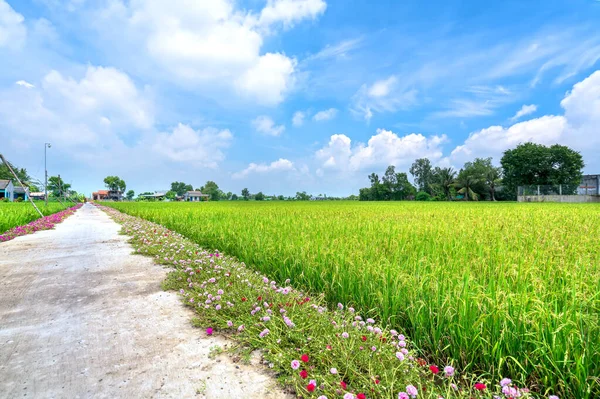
[
  {"x1": 13, "y1": 186, "x2": 29, "y2": 201},
  {"x1": 92, "y1": 190, "x2": 109, "y2": 201},
  {"x1": 184, "y1": 191, "x2": 209, "y2": 202},
  {"x1": 0, "y1": 180, "x2": 14, "y2": 201},
  {"x1": 92, "y1": 190, "x2": 123, "y2": 201},
  {"x1": 30, "y1": 192, "x2": 46, "y2": 201}
]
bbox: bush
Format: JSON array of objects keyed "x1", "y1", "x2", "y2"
[
  {"x1": 15, "y1": 197, "x2": 23, "y2": 202},
  {"x1": 415, "y1": 191, "x2": 431, "y2": 201}
]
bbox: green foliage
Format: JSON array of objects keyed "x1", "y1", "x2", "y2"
[
  {"x1": 0, "y1": 159, "x2": 30, "y2": 183},
  {"x1": 199, "y1": 181, "x2": 222, "y2": 201},
  {"x1": 295, "y1": 191, "x2": 311, "y2": 201},
  {"x1": 254, "y1": 191, "x2": 265, "y2": 201},
  {"x1": 409, "y1": 158, "x2": 434, "y2": 194},
  {"x1": 431, "y1": 167, "x2": 457, "y2": 201},
  {"x1": 415, "y1": 191, "x2": 431, "y2": 201},
  {"x1": 359, "y1": 166, "x2": 416, "y2": 201},
  {"x1": 501, "y1": 142, "x2": 584, "y2": 196},
  {"x1": 241, "y1": 188, "x2": 250, "y2": 200},
  {"x1": 103, "y1": 175, "x2": 126, "y2": 192},
  {"x1": 170, "y1": 181, "x2": 193, "y2": 196},
  {"x1": 165, "y1": 190, "x2": 177, "y2": 200},
  {"x1": 126, "y1": 190, "x2": 135, "y2": 200},
  {"x1": 231, "y1": 193, "x2": 239, "y2": 201},
  {"x1": 48, "y1": 176, "x2": 72, "y2": 197}
]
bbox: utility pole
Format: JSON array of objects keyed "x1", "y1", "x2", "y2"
[{"x1": 44, "y1": 142, "x2": 51, "y2": 206}]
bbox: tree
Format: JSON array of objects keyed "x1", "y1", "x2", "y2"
[
  {"x1": 165, "y1": 190, "x2": 177, "y2": 200},
  {"x1": 432, "y1": 167, "x2": 456, "y2": 201},
  {"x1": 48, "y1": 176, "x2": 71, "y2": 197},
  {"x1": 485, "y1": 167, "x2": 502, "y2": 201},
  {"x1": 296, "y1": 191, "x2": 311, "y2": 201},
  {"x1": 199, "y1": 181, "x2": 221, "y2": 201},
  {"x1": 104, "y1": 176, "x2": 126, "y2": 192},
  {"x1": 126, "y1": 190, "x2": 135, "y2": 200},
  {"x1": 231, "y1": 193, "x2": 239, "y2": 201},
  {"x1": 409, "y1": 158, "x2": 433, "y2": 194},
  {"x1": 255, "y1": 191, "x2": 265, "y2": 201},
  {"x1": 241, "y1": 188, "x2": 250, "y2": 200},
  {"x1": 454, "y1": 172, "x2": 482, "y2": 201},
  {"x1": 277, "y1": 195, "x2": 285, "y2": 201},
  {"x1": 0, "y1": 160, "x2": 30, "y2": 183},
  {"x1": 501, "y1": 143, "x2": 584, "y2": 196},
  {"x1": 170, "y1": 181, "x2": 193, "y2": 196}
]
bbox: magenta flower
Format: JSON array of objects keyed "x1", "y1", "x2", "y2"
[{"x1": 206, "y1": 327, "x2": 213, "y2": 335}]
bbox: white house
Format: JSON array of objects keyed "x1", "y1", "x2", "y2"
[
  {"x1": 0, "y1": 180, "x2": 14, "y2": 201},
  {"x1": 184, "y1": 191, "x2": 209, "y2": 202}
]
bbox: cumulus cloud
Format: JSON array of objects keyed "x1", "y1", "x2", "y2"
[
  {"x1": 351, "y1": 76, "x2": 417, "y2": 122},
  {"x1": 152, "y1": 123, "x2": 233, "y2": 168},
  {"x1": 510, "y1": 104, "x2": 537, "y2": 121},
  {"x1": 292, "y1": 111, "x2": 306, "y2": 127},
  {"x1": 252, "y1": 115, "x2": 286, "y2": 137},
  {"x1": 316, "y1": 129, "x2": 447, "y2": 173},
  {"x1": 0, "y1": 0, "x2": 27, "y2": 49},
  {"x1": 232, "y1": 158, "x2": 295, "y2": 179},
  {"x1": 313, "y1": 108, "x2": 337, "y2": 121},
  {"x1": 447, "y1": 70, "x2": 600, "y2": 171},
  {"x1": 96, "y1": 0, "x2": 325, "y2": 105},
  {"x1": 258, "y1": 0, "x2": 326, "y2": 30}
]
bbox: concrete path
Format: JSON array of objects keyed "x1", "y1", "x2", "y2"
[{"x1": 0, "y1": 204, "x2": 289, "y2": 399}]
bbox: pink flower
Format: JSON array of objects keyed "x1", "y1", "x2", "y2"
[
  {"x1": 443, "y1": 366, "x2": 454, "y2": 377},
  {"x1": 396, "y1": 352, "x2": 405, "y2": 361},
  {"x1": 206, "y1": 327, "x2": 213, "y2": 335},
  {"x1": 291, "y1": 360, "x2": 300, "y2": 370},
  {"x1": 227, "y1": 320, "x2": 233, "y2": 327},
  {"x1": 398, "y1": 393, "x2": 409, "y2": 399},
  {"x1": 343, "y1": 394, "x2": 354, "y2": 399},
  {"x1": 259, "y1": 328, "x2": 269, "y2": 338},
  {"x1": 301, "y1": 354, "x2": 309, "y2": 363},
  {"x1": 406, "y1": 385, "x2": 418, "y2": 397},
  {"x1": 341, "y1": 332, "x2": 349, "y2": 338},
  {"x1": 330, "y1": 368, "x2": 338, "y2": 374}
]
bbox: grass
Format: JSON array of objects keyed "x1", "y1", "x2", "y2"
[
  {"x1": 0, "y1": 201, "x2": 70, "y2": 234},
  {"x1": 103, "y1": 201, "x2": 600, "y2": 398}
]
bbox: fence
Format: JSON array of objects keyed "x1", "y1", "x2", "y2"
[{"x1": 518, "y1": 182, "x2": 600, "y2": 203}]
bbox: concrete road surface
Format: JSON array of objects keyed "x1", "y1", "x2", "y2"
[{"x1": 0, "y1": 203, "x2": 289, "y2": 399}]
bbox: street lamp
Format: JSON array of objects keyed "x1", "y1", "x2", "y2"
[{"x1": 44, "y1": 143, "x2": 51, "y2": 206}]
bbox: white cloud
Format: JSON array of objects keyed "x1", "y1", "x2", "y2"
[
  {"x1": 235, "y1": 53, "x2": 296, "y2": 105},
  {"x1": 313, "y1": 108, "x2": 337, "y2": 121},
  {"x1": 435, "y1": 85, "x2": 515, "y2": 118},
  {"x1": 510, "y1": 104, "x2": 537, "y2": 121},
  {"x1": 292, "y1": 111, "x2": 306, "y2": 127},
  {"x1": 316, "y1": 129, "x2": 447, "y2": 172},
  {"x1": 41, "y1": 66, "x2": 153, "y2": 130},
  {"x1": 447, "y1": 70, "x2": 600, "y2": 172},
  {"x1": 252, "y1": 115, "x2": 286, "y2": 136},
  {"x1": 15, "y1": 80, "x2": 34, "y2": 89},
  {"x1": 232, "y1": 158, "x2": 295, "y2": 179},
  {"x1": 0, "y1": 0, "x2": 27, "y2": 49},
  {"x1": 152, "y1": 123, "x2": 233, "y2": 168},
  {"x1": 351, "y1": 76, "x2": 418, "y2": 122},
  {"x1": 258, "y1": 0, "x2": 326, "y2": 30},
  {"x1": 94, "y1": 0, "x2": 325, "y2": 105}
]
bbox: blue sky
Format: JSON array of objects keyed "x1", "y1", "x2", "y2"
[{"x1": 1, "y1": 0, "x2": 599, "y2": 197}]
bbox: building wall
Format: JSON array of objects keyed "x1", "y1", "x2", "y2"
[{"x1": 518, "y1": 195, "x2": 600, "y2": 203}]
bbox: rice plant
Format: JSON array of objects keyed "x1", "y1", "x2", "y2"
[
  {"x1": 104, "y1": 201, "x2": 600, "y2": 398},
  {"x1": 0, "y1": 202, "x2": 68, "y2": 234}
]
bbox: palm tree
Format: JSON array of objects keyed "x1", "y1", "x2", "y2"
[
  {"x1": 454, "y1": 173, "x2": 481, "y2": 201},
  {"x1": 437, "y1": 167, "x2": 456, "y2": 201}
]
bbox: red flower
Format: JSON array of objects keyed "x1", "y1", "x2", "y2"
[
  {"x1": 373, "y1": 379, "x2": 380, "y2": 384},
  {"x1": 241, "y1": 297, "x2": 247, "y2": 302},
  {"x1": 326, "y1": 345, "x2": 332, "y2": 350},
  {"x1": 299, "y1": 370, "x2": 308, "y2": 379},
  {"x1": 429, "y1": 365, "x2": 439, "y2": 374},
  {"x1": 301, "y1": 354, "x2": 309, "y2": 363},
  {"x1": 474, "y1": 383, "x2": 486, "y2": 391},
  {"x1": 357, "y1": 394, "x2": 366, "y2": 399},
  {"x1": 257, "y1": 296, "x2": 262, "y2": 301},
  {"x1": 306, "y1": 383, "x2": 316, "y2": 392},
  {"x1": 361, "y1": 335, "x2": 367, "y2": 342},
  {"x1": 417, "y1": 358, "x2": 427, "y2": 367},
  {"x1": 340, "y1": 381, "x2": 347, "y2": 389}
]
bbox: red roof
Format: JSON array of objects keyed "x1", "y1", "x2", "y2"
[{"x1": 93, "y1": 190, "x2": 109, "y2": 195}]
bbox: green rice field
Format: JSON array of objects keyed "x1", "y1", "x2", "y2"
[
  {"x1": 104, "y1": 201, "x2": 600, "y2": 397},
  {"x1": 0, "y1": 202, "x2": 69, "y2": 234}
]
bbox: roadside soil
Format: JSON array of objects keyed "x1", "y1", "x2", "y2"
[{"x1": 0, "y1": 203, "x2": 291, "y2": 399}]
